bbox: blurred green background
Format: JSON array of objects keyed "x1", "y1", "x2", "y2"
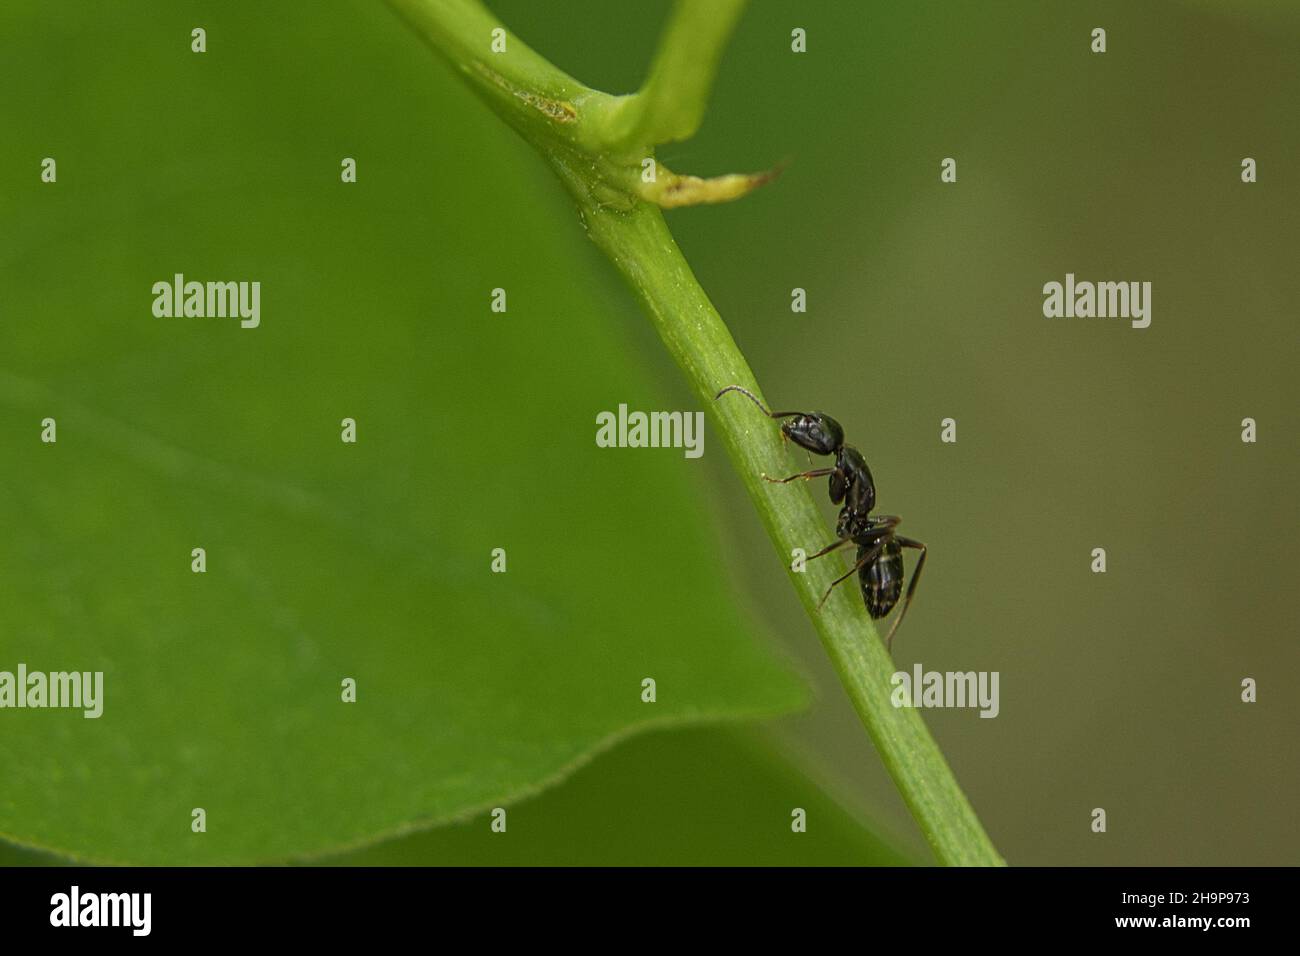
[{"x1": 2, "y1": 0, "x2": 1296, "y2": 865}]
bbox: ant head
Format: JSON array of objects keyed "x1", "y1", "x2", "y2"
[
  {"x1": 781, "y1": 413, "x2": 843, "y2": 457},
  {"x1": 714, "y1": 386, "x2": 843, "y2": 455}
]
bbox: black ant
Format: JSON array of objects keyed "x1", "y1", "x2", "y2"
[{"x1": 716, "y1": 385, "x2": 927, "y2": 651}]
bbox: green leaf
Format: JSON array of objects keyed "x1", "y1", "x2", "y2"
[
  {"x1": 323, "y1": 727, "x2": 918, "y2": 866},
  {"x1": 0, "y1": 728, "x2": 917, "y2": 866},
  {"x1": 0, "y1": 0, "x2": 804, "y2": 864}
]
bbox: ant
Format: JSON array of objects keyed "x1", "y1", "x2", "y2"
[{"x1": 716, "y1": 385, "x2": 927, "y2": 651}]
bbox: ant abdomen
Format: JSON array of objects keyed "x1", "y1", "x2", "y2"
[{"x1": 860, "y1": 538, "x2": 904, "y2": 620}]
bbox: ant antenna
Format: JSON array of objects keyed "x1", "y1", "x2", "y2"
[{"x1": 715, "y1": 385, "x2": 805, "y2": 420}]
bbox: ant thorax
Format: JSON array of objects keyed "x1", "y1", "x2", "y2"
[{"x1": 837, "y1": 445, "x2": 876, "y2": 515}]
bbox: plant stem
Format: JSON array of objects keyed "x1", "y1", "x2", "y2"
[
  {"x1": 566, "y1": 191, "x2": 1003, "y2": 866},
  {"x1": 596, "y1": 0, "x2": 749, "y2": 148},
  {"x1": 386, "y1": 0, "x2": 612, "y2": 152},
  {"x1": 388, "y1": 0, "x2": 1004, "y2": 866}
]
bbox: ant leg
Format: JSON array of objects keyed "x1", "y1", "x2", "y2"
[
  {"x1": 715, "y1": 385, "x2": 808, "y2": 420},
  {"x1": 810, "y1": 522, "x2": 894, "y2": 563},
  {"x1": 883, "y1": 537, "x2": 928, "y2": 651},
  {"x1": 817, "y1": 541, "x2": 886, "y2": 611},
  {"x1": 806, "y1": 536, "x2": 854, "y2": 561},
  {"x1": 806, "y1": 520, "x2": 899, "y2": 564},
  {"x1": 762, "y1": 467, "x2": 833, "y2": 484}
]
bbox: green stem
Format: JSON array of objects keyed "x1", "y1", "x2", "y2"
[
  {"x1": 597, "y1": 0, "x2": 749, "y2": 148},
  {"x1": 388, "y1": 0, "x2": 1004, "y2": 867},
  {"x1": 386, "y1": 0, "x2": 614, "y2": 151}
]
